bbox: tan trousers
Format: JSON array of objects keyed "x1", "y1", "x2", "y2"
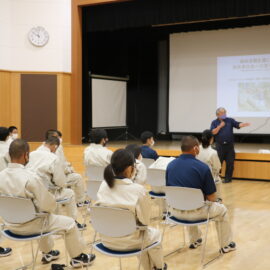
[
  {"x1": 101, "y1": 227, "x2": 164, "y2": 270},
  {"x1": 172, "y1": 202, "x2": 232, "y2": 248},
  {"x1": 66, "y1": 173, "x2": 86, "y2": 203},
  {"x1": 53, "y1": 188, "x2": 78, "y2": 220},
  {"x1": 215, "y1": 179, "x2": 222, "y2": 199},
  {"x1": 8, "y1": 214, "x2": 87, "y2": 258}
]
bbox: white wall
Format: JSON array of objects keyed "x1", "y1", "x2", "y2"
[{"x1": 0, "y1": 0, "x2": 71, "y2": 72}]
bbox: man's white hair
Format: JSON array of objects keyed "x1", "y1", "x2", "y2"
[{"x1": 216, "y1": 107, "x2": 226, "y2": 115}]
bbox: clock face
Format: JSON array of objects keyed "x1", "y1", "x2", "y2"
[{"x1": 28, "y1": 26, "x2": 49, "y2": 47}]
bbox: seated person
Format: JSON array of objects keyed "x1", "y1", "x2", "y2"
[
  {"x1": 96, "y1": 149, "x2": 166, "y2": 270},
  {"x1": 0, "y1": 124, "x2": 11, "y2": 259},
  {"x1": 27, "y1": 136, "x2": 86, "y2": 230},
  {"x1": 197, "y1": 130, "x2": 222, "y2": 200},
  {"x1": 141, "y1": 131, "x2": 159, "y2": 160},
  {"x1": 125, "y1": 144, "x2": 147, "y2": 185},
  {"x1": 6, "y1": 126, "x2": 19, "y2": 146},
  {"x1": 0, "y1": 139, "x2": 95, "y2": 266},
  {"x1": 45, "y1": 129, "x2": 88, "y2": 207},
  {"x1": 0, "y1": 127, "x2": 9, "y2": 156},
  {"x1": 84, "y1": 129, "x2": 113, "y2": 167},
  {"x1": 0, "y1": 127, "x2": 10, "y2": 172},
  {"x1": 166, "y1": 136, "x2": 236, "y2": 253}
]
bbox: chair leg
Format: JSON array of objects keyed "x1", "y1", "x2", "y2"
[
  {"x1": 119, "y1": 257, "x2": 122, "y2": 270},
  {"x1": 138, "y1": 231, "x2": 146, "y2": 270},
  {"x1": 32, "y1": 238, "x2": 42, "y2": 270},
  {"x1": 201, "y1": 221, "x2": 210, "y2": 267}
]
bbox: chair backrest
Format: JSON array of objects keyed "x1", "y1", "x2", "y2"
[
  {"x1": 142, "y1": 158, "x2": 155, "y2": 168},
  {"x1": 86, "y1": 165, "x2": 105, "y2": 181},
  {"x1": 86, "y1": 180, "x2": 102, "y2": 201},
  {"x1": 0, "y1": 195, "x2": 37, "y2": 224},
  {"x1": 146, "y1": 168, "x2": 166, "y2": 187},
  {"x1": 165, "y1": 186, "x2": 205, "y2": 211},
  {"x1": 90, "y1": 206, "x2": 137, "y2": 237}
]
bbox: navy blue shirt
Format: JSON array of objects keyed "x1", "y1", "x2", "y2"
[
  {"x1": 141, "y1": 145, "x2": 159, "y2": 160},
  {"x1": 210, "y1": 117, "x2": 241, "y2": 144},
  {"x1": 166, "y1": 154, "x2": 216, "y2": 196}
]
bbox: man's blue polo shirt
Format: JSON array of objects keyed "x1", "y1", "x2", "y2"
[
  {"x1": 210, "y1": 117, "x2": 241, "y2": 144},
  {"x1": 141, "y1": 145, "x2": 159, "y2": 160},
  {"x1": 166, "y1": 154, "x2": 216, "y2": 196}
]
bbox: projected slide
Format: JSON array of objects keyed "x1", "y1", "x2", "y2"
[{"x1": 217, "y1": 54, "x2": 270, "y2": 117}]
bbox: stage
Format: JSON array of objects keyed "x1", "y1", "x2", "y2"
[{"x1": 30, "y1": 141, "x2": 270, "y2": 181}]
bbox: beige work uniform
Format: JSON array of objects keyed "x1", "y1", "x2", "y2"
[
  {"x1": 197, "y1": 145, "x2": 222, "y2": 198},
  {"x1": 96, "y1": 179, "x2": 164, "y2": 270},
  {"x1": 56, "y1": 145, "x2": 86, "y2": 203},
  {"x1": 27, "y1": 146, "x2": 78, "y2": 220},
  {"x1": 133, "y1": 159, "x2": 147, "y2": 185},
  {"x1": 0, "y1": 163, "x2": 86, "y2": 258},
  {"x1": 0, "y1": 141, "x2": 9, "y2": 156},
  {"x1": 84, "y1": 143, "x2": 113, "y2": 167}
]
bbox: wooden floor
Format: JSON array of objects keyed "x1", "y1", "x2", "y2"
[{"x1": 2, "y1": 144, "x2": 270, "y2": 270}]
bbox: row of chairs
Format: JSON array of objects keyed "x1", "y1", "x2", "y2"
[{"x1": 0, "y1": 186, "x2": 222, "y2": 270}]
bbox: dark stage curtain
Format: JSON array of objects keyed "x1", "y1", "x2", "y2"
[{"x1": 85, "y1": 0, "x2": 270, "y2": 32}]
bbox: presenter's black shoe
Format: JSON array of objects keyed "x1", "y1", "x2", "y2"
[
  {"x1": 70, "y1": 253, "x2": 96, "y2": 268},
  {"x1": 42, "y1": 250, "x2": 60, "y2": 264},
  {"x1": 0, "y1": 247, "x2": 12, "y2": 257},
  {"x1": 220, "y1": 242, "x2": 236, "y2": 253},
  {"x1": 222, "y1": 179, "x2": 232, "y2": 183},
  {"x1": 189, "y1": 238, "x2": 202, "y2": 249}
]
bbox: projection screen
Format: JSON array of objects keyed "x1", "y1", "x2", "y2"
[
  {"x1": 92, "y1": 78, "x2": 127, "y2": 128},
  {"x1": 169, "y1": 25, "x2": 270, "y2": 134}
]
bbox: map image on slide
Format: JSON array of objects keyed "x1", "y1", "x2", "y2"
[{"x1": 238, "y1": 82, "x2": 270, "y2": 112}]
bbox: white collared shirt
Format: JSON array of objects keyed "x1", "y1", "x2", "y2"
[{"x1": 84, "y1": 143, "x2": 113, "y2": 167}]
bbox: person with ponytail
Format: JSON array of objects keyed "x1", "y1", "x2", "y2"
[
  {"x1": 197, "y1": 129, "x2": 222, "y2": 199},
  {"x1": 96, "y1": 149, "x2": 167, "y2": 270}
]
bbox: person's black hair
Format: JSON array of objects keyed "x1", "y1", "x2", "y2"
[
  {"x1": 201, "y1": 129, "x2": 213, "y2": 149},
  {"x1": 8, "y1": 126, "x2": 17, "y2": 134},
  {"x1": 0, "y1": 127, "x2": 9, "y2": 141},
  {"x1": 125, "y1": 144, "x2": 141, "y2": 159},
  {"x1": 45, "y1": 136, "x2": 60, "y2": 146},
  {"x1": 45, "y1": 129, "x2": 58, "y2": 140},
  {"x1": 89, "y1": 129, "x2": 108, "y2": 144},
  {"x1": 181, "y1": 136, "x2": 199, "y2": 152},
  {"x1": 104, "y1": 149, "x2": 135, "y2": 188},
  {"x1": 56, "y1": 130, "x2": 62, "y2": 137},
  {"x1": 140, "y1": 131, "x2": 154, "y2": 144},
  {"x1": 9, "y1": 139, "x2": 29, "y2": 160}
]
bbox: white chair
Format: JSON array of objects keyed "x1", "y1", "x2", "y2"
[
  {"x1": 142, "y1": 158, "x2": 155, "y2": 168},
  {"x1": 146, "y1": 168, "x2": 166, "y2": 219},
  {"x1": 0, "y1": 195, "x2": 63, "y2": 270},
  {"x1": 163, "y1": 186, "x2": 222, "y2": 267},
  {"x1": 89, "y1": 206, "x2": 161, "y2": 270},
  {"x1": 86, "y1": 165, "x2": 105, "y2": 181}
]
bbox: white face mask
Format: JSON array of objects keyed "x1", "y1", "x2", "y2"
[
  {"x1": 59, "y1": 138, "x2": 63, "y2": 144},
  {"x1": 12, "y1": 134, "x2": 18, "y2": 140},
  {"x1": 151, "y1": 140, "x2": 155, "y2": 147}
]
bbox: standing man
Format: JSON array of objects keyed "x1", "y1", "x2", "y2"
[{"x1": 210, "y1": 107, "x2": 250, "y2": 183}]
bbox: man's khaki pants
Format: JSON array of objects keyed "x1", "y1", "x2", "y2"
[
  {"x1": 53, "y1": 188, "x2": 78, "y2": 220},
  {"x1": 9, "y1": 214, "x2": 87, "y2": 258},
  {"x1": 66, "y1": 172, "x2": 86, "y2": 203},
  {"x1": 172, "y1": 202, "x2": 233, "y2": 248}
]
